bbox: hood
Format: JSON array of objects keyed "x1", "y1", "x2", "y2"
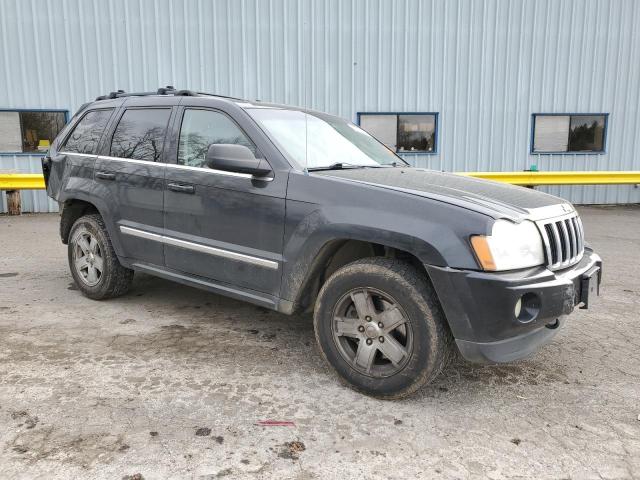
[{"x1": 313, "y1": 167, "x2": 572, "y2": 221}]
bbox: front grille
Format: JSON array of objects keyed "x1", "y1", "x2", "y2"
[{"x1": 536, "y1": 212, "x2": 585, "y2": 270}]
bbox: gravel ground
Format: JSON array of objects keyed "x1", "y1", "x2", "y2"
[{"x1": 0, "y1": 206, "x2": 639, "y2": 480}]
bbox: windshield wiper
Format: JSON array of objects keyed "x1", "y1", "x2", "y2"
[
  {"x1": 306, "y1": 162, "x2": 379, "y2": 171},
  {"x1": 380, "y1": 161, "x2": 408, "y2": 167}
]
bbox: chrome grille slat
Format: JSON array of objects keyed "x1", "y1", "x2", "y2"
[
  {"x1": 567, "y1": 218, "x2": 578, "y2": 259},
  {"x1": 564, "y1": 219, "x2": 573, "y2": 259},
  {"x1": 550, "y1": 222, "x2": 562, "y2": 266},
  {"x1": 540, "y1": 225, "x2": 553, "y2": 267},
  {"x1": 559, "y1": 220, "x2": 570, "y2": 266},
  {"x1": 536, "y1": 211, "x2": 585, "y2": 271},
  {"x1": 576, "y1": 216, "x2": 585, "y2": 252}
]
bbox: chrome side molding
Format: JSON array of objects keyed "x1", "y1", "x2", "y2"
[
  {"x1": 60, "y1": 151, "x2": 274, "y2": 182},
  {"x1": 120, "y1": 226, "x2": 279, "y2": 270},
  {"x1": 165, "y1": 162, "x2": 274, "y2": 182}
]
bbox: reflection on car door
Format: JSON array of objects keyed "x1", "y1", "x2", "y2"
[
  {"x1": 163, "y1": 107, "x2": 286, "y2": 296},
  {"x1": 50, "y1": 108, "x2": 115, "y2": 200},
  {"x1": 95, "y1": 106, "x2": 173, "y2": 266}
]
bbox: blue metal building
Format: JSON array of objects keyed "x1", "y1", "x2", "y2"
[{"x1": 1, "y1": 0, "x2": 639, "y2": 212}]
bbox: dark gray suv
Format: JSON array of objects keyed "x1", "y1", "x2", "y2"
[{"x1": 43, "y1": 87, "x2": 602, "y2": 398}]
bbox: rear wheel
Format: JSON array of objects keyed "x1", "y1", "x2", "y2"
[
  {"x1": 68, "y1": 214, "x2": 133, "y2": 300},
  {"x1": 314, "y1": 257, "x2": 453, "y2": 399}
]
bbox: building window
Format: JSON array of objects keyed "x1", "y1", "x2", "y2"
[
  {"x1": 0, "y1": 109, "x2": 67, "y2": 154},
  {"x1": 532, "y1": 114, "x2": 607, "y2": 154},
  {"x1": 358, "y1": 113, "x2": 437, "y2": 153}
]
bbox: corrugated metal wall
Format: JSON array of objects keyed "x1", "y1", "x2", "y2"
[
  {"x1": 1, "y1": 0, "x2": 639, "y2": 212},
  {"x1": 0, "y1": 155, "x2": 58, "y2": 212}
]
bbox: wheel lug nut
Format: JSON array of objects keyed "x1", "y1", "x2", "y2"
[
  {"x1": 365, "y1": 316, "x2": 372, "y2": 322},
  {"x1": 378, "y1": 322, "x2": 384, "y2": 328},
  {"x1": 366, "y1": 338, "x2": 373, "y2": 345},
  {"x1": 379, "y1": 336, "x2": 384, "y2": 343},
  {"x1": 358, "y1": 325, "x2": 365, "y2": 332}
]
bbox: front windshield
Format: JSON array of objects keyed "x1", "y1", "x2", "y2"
[{"x1": 247, "y1": 108, "x2": 406, "y2": 169}]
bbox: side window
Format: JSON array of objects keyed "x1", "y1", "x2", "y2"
[
  {"x1": 177, "y1": 109, "x2": 256, "y2": 168},
  {"x1": 110, "y1": 108, "x2": 171, "y2": 162},
  {"x1": 62, "y1": 109, "x2": 113, "y2": 155}
]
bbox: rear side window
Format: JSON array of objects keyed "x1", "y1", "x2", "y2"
[
  {"x1": 177, "y1": 109, "x2": 256, "y2": 168},
  {"x1": 62, "y1": 109, "x2": 113, "y2": 155},
  {"x1": 110, "y1": 108, "x2": 171, "y2": 162}
]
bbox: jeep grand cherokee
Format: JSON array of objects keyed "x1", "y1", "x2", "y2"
[{"x1": 42, "y1": 87, "x2": 602, "y2": 398}]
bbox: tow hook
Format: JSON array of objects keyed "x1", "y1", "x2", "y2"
[{"x1": 545, "y1": 319, "x2": 560, "y2": 329}]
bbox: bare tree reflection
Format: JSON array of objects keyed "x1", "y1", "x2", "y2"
[
  {"x1": 64, "y1": 110, "x2": 112, "y2": 154},
  {"x1": 110, "y1": 110, "x2": 171, "y2": 161},
  {"x1": 111, "y1": 120, "x2": 165, "y2": 161}
]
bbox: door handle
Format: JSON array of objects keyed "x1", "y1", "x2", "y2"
[
  {"x1": 167, "y1": 183, "x2": 195, "y2": 194},
  {"x1": 96, "y1": 171, "x2": 116, "y2": 180}
]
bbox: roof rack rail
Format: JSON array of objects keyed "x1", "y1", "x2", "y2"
[
  {"x1": 156, "y1": 85, "x2": 175, "y2": 95},
  {"x1": 195, "y1": 91, "x2": 247, "y2": 101},
  {"x1": 94, "y1": 86, "x2": 247, "y2": 102},
  {"x1": 175, "y1": 89, "x2": 199, "y2": 96}
]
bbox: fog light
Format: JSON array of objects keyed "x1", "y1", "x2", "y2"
[
  {"x1": 514, "y1": 298, "x2": 522, "y2": 318},
  {"x1": 515, "y1": 292, "x2": 541, "y2": 323}
]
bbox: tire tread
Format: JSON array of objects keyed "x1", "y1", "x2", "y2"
[
  {"x1": 314, "y1": 257, "x2": 454, "y2": 399},
  {"x1": 68, "y1": 213, "x2": 133, "y2": 300}
]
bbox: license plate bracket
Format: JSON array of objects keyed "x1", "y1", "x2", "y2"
[{"x1": 580, "y1": 266, "x2": 601, "y2": 309}]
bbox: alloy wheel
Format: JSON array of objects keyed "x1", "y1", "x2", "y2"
[
  {"x1": 73, "y1": 230, "x2": 104, "y2": 287},
  {"x1": 331, "y1": 287, "x2": 414, "y2": 378}
]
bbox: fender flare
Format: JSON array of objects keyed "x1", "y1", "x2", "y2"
[
  {"x1": 58, "y1": 191, "x2": 125, "y2": 257},
  {"x1": 279, "y1": 220, "x2": 447, "y2": 306}
]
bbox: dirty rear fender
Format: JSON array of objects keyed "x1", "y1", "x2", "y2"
[{"x1": 57, "y1": 179, "x2": 126, "y2": 258}]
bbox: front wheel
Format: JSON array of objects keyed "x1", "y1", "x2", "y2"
[
  {"x1": 68, "y1": 213, "x2": 133, "y2": 300},
  {"x1": 313, "y1": 257, "x2": 453, "y2": 399}
]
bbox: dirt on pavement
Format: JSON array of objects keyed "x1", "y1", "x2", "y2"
[{"x1": 0, "y1": 206, "x2": 639, "y2": 479}]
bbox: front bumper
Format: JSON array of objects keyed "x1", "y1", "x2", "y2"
[{"x1": 426, "y1": 248, "x2": 602, "y2": 364}]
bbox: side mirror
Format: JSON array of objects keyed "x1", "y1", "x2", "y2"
[{"x1": 205, "y1": 144, "x2": 272, "y2": 177}]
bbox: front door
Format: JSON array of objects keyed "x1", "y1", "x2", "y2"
[
  {"x1": 94, "y1": 105, "x2": 173, "y2": 266},
  {"x1": 163, "y1": 107, "x2": 286, "y2": 296}
]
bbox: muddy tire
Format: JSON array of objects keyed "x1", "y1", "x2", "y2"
[
  {"x1": 68, "y1": 214, "x2": 133, "y2": 300},
  {"x1": 313, "y1": 257, "x2": 453, "y2": 399}
]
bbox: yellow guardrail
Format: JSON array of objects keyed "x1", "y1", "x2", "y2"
[
  {"x1": 0, "y1": 173, "x2": 46, "y2": 190},
  {"x1": 1, "y1": 171, "x2": 640, "y2": 190},
  {"x1": 459, "y1": 170, "x2": 640, "y2": 186}
]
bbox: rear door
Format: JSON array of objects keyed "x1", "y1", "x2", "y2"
[
  {"x1": 94, "y1": 100, "x2": 175, "y2": 266},
  {"x1": 162, "y1": 104, "x2": 288, "y2": 296}
]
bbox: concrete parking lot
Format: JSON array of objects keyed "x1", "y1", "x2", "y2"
[{"x1": 1, "y1": 206, "x2": 639, "y2": 479}]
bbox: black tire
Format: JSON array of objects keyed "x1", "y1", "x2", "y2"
[
  {"x1": 313, "y1": 257, "x2": 453, "y2": 399},
  {"x1": 67, "y1": 213, "x2": 133, "y2": 300}
]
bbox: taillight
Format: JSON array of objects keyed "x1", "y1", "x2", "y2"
[{"x1": 41, "y1": 155, "x2": 52, "y2": 186}]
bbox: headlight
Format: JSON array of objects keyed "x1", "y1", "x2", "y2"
[{"x1": 470, "y1": 220, "x2": 545, "y2": 271}]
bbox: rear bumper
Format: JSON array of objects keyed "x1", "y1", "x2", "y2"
[{"x1": 426, "y1": 248, "x2": 602, "y2": 364}]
